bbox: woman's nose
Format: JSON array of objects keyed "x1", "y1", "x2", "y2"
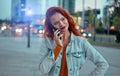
[{"x1": 59, "y1": 21, "x2": 64, "y2": 27}]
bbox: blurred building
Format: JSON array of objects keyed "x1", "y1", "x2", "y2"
[
  {"x1": 0, "y1": 0, "x2": 12, "y2": 20},
  {"x1": 59, "y1": 0, "x2": 75, "y2": 15},
  {"x1": 11, "y1": 0, "x2": 58, "y2": 21},
  {"x1": 0, "y1": 0, "x2": 76, "y2": 21}
]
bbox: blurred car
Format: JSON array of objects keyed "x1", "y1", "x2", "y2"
[
  {"x1": 37, "y1": 29, "x2": 44, "y2": 34},
  {"x1": 81, "y1": 32, "x2": 92, "y2": 38},
  {"x1": 15, "y1": 28, "x2": 23, "y2": 36}
]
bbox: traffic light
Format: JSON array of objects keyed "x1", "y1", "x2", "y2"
[
  {"x1": 94, "y1": 9, "x2": 100, "y2": 14},
  {"x1": 109, "y1": 17, "x2": 113, "y2": 26},
  {"x1": 109, "y1": 19, "x2": 113, "y2": 26}
]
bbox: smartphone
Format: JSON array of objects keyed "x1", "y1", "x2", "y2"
[
  {"x1": 53, "y1": 27, "x2": 62, "y2": 40},
  {"x1": 53, "y1": 27, "x2": 57, "y2": 31}
]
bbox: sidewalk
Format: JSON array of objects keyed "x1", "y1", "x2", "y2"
[
  {"x1": 0, "y1": 37, "x2": 41, "y2": 76},
  {"x1": 0, "y1": 37, "x2": 96, "y2": 76},
  {"x1": 0, "y1": 37, "x2": 120, "y2": 76}
]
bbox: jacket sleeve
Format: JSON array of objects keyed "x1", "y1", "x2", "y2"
[
  {"x1": 39, "y1": 38, "x2": 55, "y2": 75},
  {"x1": 83, "y1": 38, "x2": 109, "y2": 76}
]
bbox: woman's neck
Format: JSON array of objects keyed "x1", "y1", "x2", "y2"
[{"x1": 62, "y1": 30, "x2": 70, "y2": 46}]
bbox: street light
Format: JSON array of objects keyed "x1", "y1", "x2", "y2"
[
  {"x1": 81, "y1": 0, "x2": 85, "y2": 28},
  {"x1": 25, "y1": 9, "x2": 32, "y2": 48},
  {"x1": 107, "y1": 7, "x2": 112, "y2": 35},
  {"x1": 26, "y1": 10, "x2": 32, "y2": 16},
  {"x1": 93, "y1": 0, "x2": 97, "y2": 41}
]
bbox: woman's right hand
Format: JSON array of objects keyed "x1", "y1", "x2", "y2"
[{"x1": 54, "y1": 29, "x2": 63, "y2": 46}]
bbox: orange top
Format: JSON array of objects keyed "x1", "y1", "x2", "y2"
[{"x1": 54, "y1": 45, "x2": 68, "y2": 76}]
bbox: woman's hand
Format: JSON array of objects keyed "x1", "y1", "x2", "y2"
[{"x1": 54, "y1": 29, "x2": 63, "y2": 46}]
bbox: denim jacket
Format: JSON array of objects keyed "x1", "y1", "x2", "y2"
[{"x1": 39, "y1": 33, "x2": 109, "y2": 76}]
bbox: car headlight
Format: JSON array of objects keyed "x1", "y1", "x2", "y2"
[
  {"x1": 15, "y1": 28, "x2": 23, "y2": 33},
  {"x1": 83, "y1": 33, "x2": 87, "y2": 37},
  {"x1": 88, "y1": 33, "x2": 92, "y2": 37}
]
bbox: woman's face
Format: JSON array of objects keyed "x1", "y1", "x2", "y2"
[{"x1": 50, "y1": 12, "x2": 69, "y2": 32}]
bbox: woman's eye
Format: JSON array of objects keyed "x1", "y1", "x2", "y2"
[
  {"x1": 54, "y1": 22, "x2": 59, "y2": 25},
  {"x1": 61, "y1": 18, "x2": 65, "y2": 21}
]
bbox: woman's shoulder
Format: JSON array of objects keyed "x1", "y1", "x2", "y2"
[
  {"x1": 72, "y1": 34, "x2": 87, "y2": 42},
  {"x1": 39, "y1": 37, "x2": 46, "y2": 43},
  {"x1": 39, "y1": 37, "x2": 55, "y2": 49}
]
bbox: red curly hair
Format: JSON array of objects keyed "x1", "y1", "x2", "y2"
[{"x1": 44, "y1": 6, "x2": 81, "y2": 39}]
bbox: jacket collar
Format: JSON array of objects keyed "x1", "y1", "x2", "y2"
[{"x1": 70, "y1": 33, "x2": 76, "y2": 41}]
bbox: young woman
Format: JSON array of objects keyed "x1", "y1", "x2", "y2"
[{"x1": 39, "y1": 6, "x2": 109, "y2": 76}]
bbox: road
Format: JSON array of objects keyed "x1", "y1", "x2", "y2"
[
  {"x1": 0, "y1": 37, "x2": 120, "y2": 76},
  {"x1": 90, "y1": 36, "x2": 115, "y2": 43}
]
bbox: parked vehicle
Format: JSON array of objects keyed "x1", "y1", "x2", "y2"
[{"x1": 80, "y1": 29, "x2": 92, "y2": 38}]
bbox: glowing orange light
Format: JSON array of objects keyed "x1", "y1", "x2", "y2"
[{"x1": 110, "y1": 26, "x2": 115, "y2": 30}]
